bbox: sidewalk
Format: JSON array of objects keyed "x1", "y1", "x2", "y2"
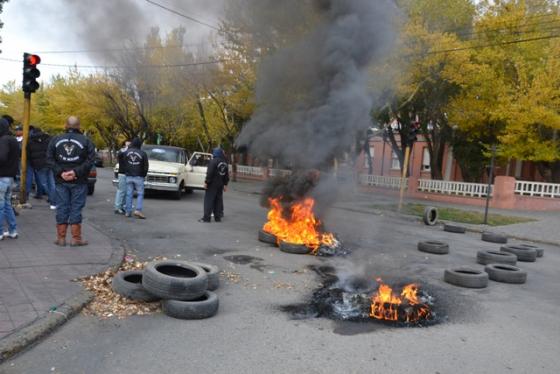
[
  {"x1": 0, "y1": 202, "x2": 118, "y2": 341},
  {"x1": 231, "y1": 179, "x2": 560, "y2": 245}
]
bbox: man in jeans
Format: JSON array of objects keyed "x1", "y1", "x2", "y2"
[
  {"x1": 27, "y1": 127, "x2": 56, "y2": 210},
  {"x1": 0, "y1": 118, "x2": 19, "y2": 239},
  {"x1": 47, "y1": 116, "x2": 95, "y2": 246},
  {"x1": 114, "y1": 140, "x2": 130, "y2": 214},
  {"x1": 123, "y1": 138, "x2": 149, "y2": 219}
]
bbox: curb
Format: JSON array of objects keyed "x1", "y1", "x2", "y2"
[{"x1": 0, "y1": 242, "x2": 124, "y2": 363}]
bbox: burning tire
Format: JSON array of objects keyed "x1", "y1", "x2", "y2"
[
  {"x1": 443, "y1": 224, "x2": 466, "y2": 234},
  {"x1": 279, "y1": 241, "x2": 311, "y2": 255},
  {"x1": 142, "y1": 260, "x2": 208, "y2": 301},
  {"x1": 190, "y1": 262, "x2": 220, "y2": 291},
  {"x1": 484, "y1": 264, "x2": 527, "y2": 284},
  {"x1": 417, "y1": 240, "x2": 449, "y2": 255},
  {"x1": 500, "y1": 245, "x2": 537, "y2": 262},
  {"x1": 481, "y1": 232, "x2": 508, "y2": 244},
  {"x1": 518, "y1": 243, "x2": 544, "y2": 258},
  {"x1": 476, "y1": 250, "x2": 517, "y2": 266},
  {"x1": 112, "y1": 270, "x2": 160, "y2": 302},
  {"x1": 444, "y1": 267, "x2": 489, "y2": 288},
  {"x1": 422, "y1": 207, "x2": 438, "y2": 226},
  {"x1": 162, "y1": 291, "x2": 219, "y2": 320},
  {"x1": 258, "y1": 229, "x2": 278, "y2": 246}
]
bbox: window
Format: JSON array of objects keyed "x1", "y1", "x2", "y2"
[
  {"x1": 422, "y1": 147, "x2": 431, "y2": 171},
  {"x1": 364, "y1": 146, "x2": 375, "y2": 168},
  {"x1": 391, "y1": 151, "x2": 400, "y2": 170}
]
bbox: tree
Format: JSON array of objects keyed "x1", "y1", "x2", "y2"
[{"x1": 0, "y1": 0, "x2": 7, "y2": 53}]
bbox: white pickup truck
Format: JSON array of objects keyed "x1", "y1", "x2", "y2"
[{"x1": 113, "y1": 145, "x2": 213, "y2": 199}]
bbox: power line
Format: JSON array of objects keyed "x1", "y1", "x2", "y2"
[
  {"x1": 29, "y1": 43, "x2": 206, "y2": 55},
  {"x1": 455, "y1": 16, "x2": 560, "y2": 39},
  {"x1": 444, "y1": 11, "x2": 558, "y2": 34},
  {"x1": 143, "y1": 0, "x2": 220, "y2": 31}
]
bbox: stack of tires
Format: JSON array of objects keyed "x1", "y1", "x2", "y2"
[{"x1": 112, "y1": 260, "x2": 220, "y2": 320}]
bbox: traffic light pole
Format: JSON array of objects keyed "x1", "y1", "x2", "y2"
[
  {"x1": 20, "y1": 92, "x2": 31, "y2": 204},
  {"x1": 398, "y1": 145, "x2": 412, "y2": 212},
  {"x1": 483, "y1": 144, "x2": 497, "y2": 225}
]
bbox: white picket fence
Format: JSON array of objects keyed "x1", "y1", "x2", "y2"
[
  {"x1": 359, "y1": 174, "x2": 408, "y2": 189},
  {"x1": 417, "y1": 179, "x2": 491, "y2": 197},
  {"x1": 515, "y1": 181, "x2": 560, "y2": 198},
  {"x1": 236, "y1": 165, "x2": 264, "y2": 177}
]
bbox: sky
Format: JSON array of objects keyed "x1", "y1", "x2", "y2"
[{"x1": 0, "y1": 0, "x2": 224, "y2": 86}]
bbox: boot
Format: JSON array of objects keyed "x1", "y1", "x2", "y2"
[
  {"x1": 70, "y1": 224, "x2": 88, "y2": 247},
  {"x1": 54, "y1": 224, "x2": 68, "y2": 246}
]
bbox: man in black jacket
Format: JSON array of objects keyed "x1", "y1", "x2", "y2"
[
  {"x1": 199, "y1": 147, "x2": 229, "y2": 223},
  {"x1": 47, "y1": 116, "x2": 95, "y2": 246},
  {"x1": 113, "y1": 140, "x2": 130, "y2": 214},
  {"x1": 123, "y1": 137, "x2": 149, "y2": 219},
  {"x1": 0, "y1": 118, "x2": 19, "y2": 239},
  {"x1": 27, "y1": 127, "x2": 56, "y2": 209}
]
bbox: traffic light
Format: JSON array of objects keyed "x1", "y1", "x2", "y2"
[{"x1": 22, "y1": 53, "x2": 41, "y2": 93}]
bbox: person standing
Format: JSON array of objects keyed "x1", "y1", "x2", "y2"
[
  {"x1": 27, "y1": 127, "x2": 56, "y2": 210},
  {"x1": 47, "y1": 116, "x2": 95, "y2": 246},
  {"x1": 199, "y1": 148, "x2": 229, "y2": 223},
  {"x1": 0, "y1": 118, "x2": 19, "y2": 239},
  {"x1": 114, "y1": 140, "x2": 130, "y2": 214},
  {"x1": 123, "y1": 138, "x2": 149, "y2": 219}
]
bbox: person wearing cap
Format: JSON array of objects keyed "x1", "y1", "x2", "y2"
[
  {"x1": 0, "y1": 118, "x2": 19, "y2": 240},
  {"x1": 47, "y1": 116, "x2": 95, "y2": 246},
  {"x1": 199, "y1": 147, "x2": 229, "y2": 223},
  {"x1": 114, "y1": 140, "x2": 131, "y2": 215}
]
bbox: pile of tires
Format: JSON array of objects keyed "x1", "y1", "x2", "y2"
[{"x1": 112, "y1": 260, "x2": 220, "y2": 320}]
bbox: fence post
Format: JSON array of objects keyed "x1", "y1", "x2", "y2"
[
  {"x1": 407, "y1": 176, "x2": 418, "y2": 196},
  {"x1": 491, "y1": 176, "x2": 516, "y2": 209}
]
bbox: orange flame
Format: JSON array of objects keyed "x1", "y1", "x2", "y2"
[
  {"x1": 263, "y1": 197, "x2": 336, "y2": 254},
  {"x1": 370, "y1": 279, "x2": 432, "y2": 323}
]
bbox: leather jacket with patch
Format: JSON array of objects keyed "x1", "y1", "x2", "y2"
[{"x1": 47, "y1": 128, "x2": 95, "y2": 184}]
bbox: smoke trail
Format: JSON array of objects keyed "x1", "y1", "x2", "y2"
[{"x1": 235, "y1": 0, "x2": 398, "y2": 169}]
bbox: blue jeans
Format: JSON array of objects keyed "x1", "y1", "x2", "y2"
[
  {"x1": 36, "y1": 168, "x2": 56, "y2": 205},
  {"x1": 114, "y1": 174, "x2": 127, "y2": 210},
  {"x1": 0, "y1": 177, "x2": 17, "y2": 234},
  {"x1": 126, "y1": 176, "x2": 145, "y2": 214},
  {"x1": 55, "y1": 183, "x2": 87, "y2": 225}
]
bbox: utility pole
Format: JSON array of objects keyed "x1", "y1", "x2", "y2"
[{"x1": 483, "y1": 144, "x2": 497, "y2": 225}]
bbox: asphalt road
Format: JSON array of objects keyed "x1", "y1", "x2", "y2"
[{"x1": 1, "y1": 168, "x2": 559, "y2": 374}]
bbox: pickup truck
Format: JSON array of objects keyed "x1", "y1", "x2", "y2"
[{"x1": 113, "y1": 145, "x2": 212, "y2": 199}]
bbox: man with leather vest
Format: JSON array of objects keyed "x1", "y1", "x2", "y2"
[
  {"x1": 199, "y1": 147, "x2": 229, "y2": 223},
  {"x1": 122, "y1": 137, "x2": 149, "y2": 219},
  {"x1": 47, "y1": 116, "x2": 95, "y2": 246}
]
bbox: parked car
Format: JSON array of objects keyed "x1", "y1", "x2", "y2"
[
  {"x1": 88, "y1": 165, "x2": 97, "y2": 195},
  {"x1": 94, "y1": 154, "x2": 104, "y2": 168},
  {"x1": 113, "y1": 145, "x2": 212, "y2": 200}
]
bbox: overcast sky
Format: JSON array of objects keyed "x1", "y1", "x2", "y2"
[{"x1": 0, "y1": 0, "x2": 224, "y2": 86}]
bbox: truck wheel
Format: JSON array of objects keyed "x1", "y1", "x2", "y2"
[
  {"x1": 185, "y1": 188, "x2": 193, "y2": 194},
  {"x1": 172, "y1": 182, "x2": 184, "y2": 200},
  {"x1": 87, "y1": 185, "x2": 95, "y2": 196}
]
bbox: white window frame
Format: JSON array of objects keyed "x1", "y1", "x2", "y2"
[
  {"x1": 422, "y1": 147, "x2": 431, "y2": 172},
  {"x1": 391, "y1": 151, "x2": 400, "y2": 170},
  {"x1": 364, "y1": 146, "x2": 375, "y2": 168}
]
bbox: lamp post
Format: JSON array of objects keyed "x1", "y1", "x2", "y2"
[{"x1": 483, "y1": 144, "x2": 497, "y2": 225}]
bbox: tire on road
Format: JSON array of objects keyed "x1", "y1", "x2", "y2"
[
  {"x1": 476, "y1": 250, "x2": 517, "y2": 265},
  {"x1": 481, "y1": 232, "x2": 508, "y2": 244},
  {"x1": 162, "y1": 291, "x2": 219, "y2": 320},
  {"x1": 279, "y1": 241, "x2": 311, "y2": 255},
  {"x1": 485, "y1": 264, "x2": 527, "y2": 284},
  {"x1": 417, "y1": 240, "x2": 449, "y2": 255},
  {"x1": 189, "y1": 262, "x2": 220, "y2": 291},
  {"x1": 518, "y1": 243, "x2": 544, "y2": 258},
  {"x1": 112, "y1": 270, "x2": 160, "y2": 302},
  {"x1": 444, "y1": 267, "x2": 489, "y2": 288},
  {"x1": 500, "y1": 245, "x2": 537, "y2": 262},
  {"x1": 142, "y1": 260, "x2": 208, "y2": 301},
  {"x1": 443, "y1": 224, "x2": 466, "y2": 234},
  {"x1": 423, "y1": 206, "x2": 438, "y2": 226},
  {"x1": 258, "y1": 229, "x2": 278, "y2": 246}
]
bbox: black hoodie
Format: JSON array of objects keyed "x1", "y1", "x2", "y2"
[
  {"x1": 0, "y1": 118, "x2": 19, "y2": 178},
  {"x1": 122, "y1": 138, "x2": 149, "y2": 177}
]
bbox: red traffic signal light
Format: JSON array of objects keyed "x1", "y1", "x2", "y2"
[
  {"x1": 26, "y1": 54, "x2": 41, "y2": 66},
  {"x1": 22, "y1": 53, "x2": 41, "y2": 93}
]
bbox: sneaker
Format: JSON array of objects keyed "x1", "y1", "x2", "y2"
[
  {"x1": 50, "y1": 205, "x2": 57, "y2": 210},
  {"x1": 4, "y1": 231, "x2": 18, "y2": 239},
  {"x1": 133, "y1": 211, "x2": 146, "y2": 219},
  {"x1": 198, "y1": 218, "x2": 211, "y2": 223},
  {"x1": 114, "y1": 209, "x2": 125, "y2": 215},
  {"x1": 125, "y1": 212, "x2": 132, "y2": 218}
]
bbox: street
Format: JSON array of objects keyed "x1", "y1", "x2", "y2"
[{"x1": 1, "y1": 168, "x2": 559, "y2": 374}]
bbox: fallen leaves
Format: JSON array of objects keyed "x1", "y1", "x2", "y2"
[{"x1": 78, "y1": 255, "x2": 165, "y2": 319}]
